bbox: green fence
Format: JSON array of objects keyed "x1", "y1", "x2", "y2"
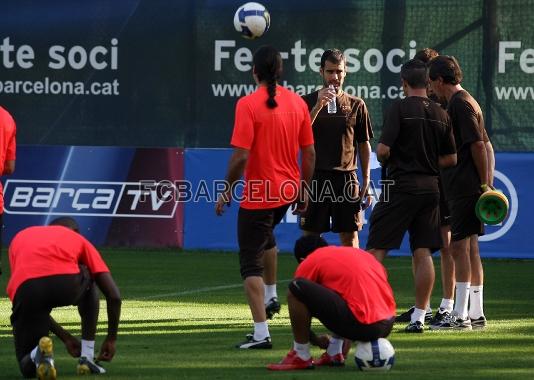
[{"x1": 1, "y1": 0, "x2": 532, "y2": 150}]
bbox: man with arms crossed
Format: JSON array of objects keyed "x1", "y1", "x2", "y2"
[
  {"x1": 396, "y1": 49, "x2": 495, "y2": 326},
  {"x1": 366, "y1": 59, "x2": 457, "y2": 333},
  {"x1": 300, "y1": 49, "x2": 373, "y2": 247},
  {"x1": 216, "y1": 45, "x2": 315, "y2": 348}
]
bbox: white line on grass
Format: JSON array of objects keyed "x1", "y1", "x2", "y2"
[
  {"x1": 139, "y1": 265, "x2": 411, "y2": 300},
  {"x1": 140, "y1": 279, "x2": 291, "y2": 300}
]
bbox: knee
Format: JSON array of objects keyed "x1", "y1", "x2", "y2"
[
  {"x1": 288, "y1": 278, "x2": 307, "y2": 299},
  {"x1": 287, "y1": 287, "x2": 296, "y2": 302}
]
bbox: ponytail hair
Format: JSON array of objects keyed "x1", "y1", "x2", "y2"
[{"x1": 253, "y1": 45, "x2": 283, "y2": 108}]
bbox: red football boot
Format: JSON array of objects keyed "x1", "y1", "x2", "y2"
[
  {"x1": 267, "y1": 350, "x2": 314, "y2": 371},
  {"x1": 313, "y1": 352, "x2": 345, "y2": 367}
]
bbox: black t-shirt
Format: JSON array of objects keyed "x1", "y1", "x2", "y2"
[
  {"x1": 380, "y1": 96, "x2": 456, "y2": 194},
  {"x1": 302, "y1": 90, "x2": 373, "y2": 171},
  {"x1": 441, "y1": 90, "x2": 485, "y2": 200}
]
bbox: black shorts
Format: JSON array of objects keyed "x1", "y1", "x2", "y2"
[
  {"x1": 11, "y1": 270, "x2": 92, "y2": 364},
  {"x1": 438, "y1": 178, "x2": 450, "y2": 226},
  {"x1": 300, "y1": 170, "x2": 362, "y2": 233},
  {"x1": 440, "y1": 196, "x2": 451, "y2": 226},
  {"x1": 366, "y1": 191, "x2": 442, "y2": 253},
  {"x1": 237, "y1": 204, "x2": 289, "y2": 279},
  {"x1": 448, "y1": 195, "x2": 485, "y2": 241},
  {"x1": 289, "y1": 278, "x2": 393, "y2": 341}
]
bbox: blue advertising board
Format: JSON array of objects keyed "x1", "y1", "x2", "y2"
[
  {"x1": 3, "y1": 146, "x2": 531, "y2": 258},
  {"x1": 2, "y1": 145, "x2": 184, "y2": 247},
  {"x1": 184, "y1": 149, "x2": 532, "y2": 259}
]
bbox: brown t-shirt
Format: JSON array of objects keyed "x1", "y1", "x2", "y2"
[
  {"x1": 380, "y1": 96, "x2": 456, "y2": 194},
  {"x1": 302, "y1": 90, "x2": 373, "y2": 171},
  {"x1": 441, "y1": 90, "x2": 485, "y2": 200}
]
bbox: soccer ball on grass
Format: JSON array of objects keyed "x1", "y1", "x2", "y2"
[{"x1": 354, "y1": 338, "x2": 395, "y2": 371}]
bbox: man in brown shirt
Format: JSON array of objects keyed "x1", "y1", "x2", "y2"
[
  {"x1": 300, "y1": 49, "x2": 373, "y2": 248},
  {"x1": 366, "y1": 59, "x2": 457, "y2": 333},
  {"x1": 428, "y1": 56, "x2": 490, "y2": 330}
]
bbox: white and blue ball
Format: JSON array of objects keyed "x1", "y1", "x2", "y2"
[
  {"x1": 354, "y1": 338, "x2": 395, "y2": 371},
  {"x1": 233, "y1": 2, "x2": 270, "y2": 39}
]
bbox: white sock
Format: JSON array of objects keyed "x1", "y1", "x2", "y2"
[
  {"x1": 326, "y1": 337, "x2": 343, "y2": 356},
  {"x1": 30, "y1": 346, "x2": 38, "y2": 363},
  {"x1": 440, "y1": 298, "x2": 454, "y2": 313},
  {"x1": 469, "y1": 285, "x2": 485, "y2": 319},
  {"x1": 453, "y1": 282, "x2": 470, "y2": 319},
  {"x1": 293, "y1": 341, "x2": 311, "y2": 360},
  {"x1": 81, "y1": 340, "x2": 95, "y2": 361},
  {"x1": 264, "y1": 284, "x2": 277, "y2": 303},
  {"x1": 253, "y1": 322, "x2": 269, "y2": 341},
  {"x1": 411, "y1": 308, "x2": 426, "y2": 324},
  {"x1": 426, "y1": 305, "x2": 432, "y2": 313}
]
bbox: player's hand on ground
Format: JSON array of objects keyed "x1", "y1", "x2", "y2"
[
  {"x1": 64, "y1": 334, "x2": 81, "y2": 358},
  {"x1": 215, "y1": 191, "x2": 231, "y2": 216},
  {"x1": 97, "y1": 337, "x2": 116, "y2": 362}
]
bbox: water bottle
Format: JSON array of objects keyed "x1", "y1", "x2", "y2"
[{"x1": 327, "y1": 84, "x2": 337, "y2": 114}]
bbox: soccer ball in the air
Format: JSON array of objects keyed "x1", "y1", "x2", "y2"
[
  {"x1": 233, "y1": 2, "x2": 270, "y2": 39},
  {"x1": 354, "y1": 338, "x2": 395, "y2": 371}
]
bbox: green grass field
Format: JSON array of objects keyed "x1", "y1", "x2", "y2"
[{"x1": 1, "y1": 249, "x2": 533, "y2": 379}]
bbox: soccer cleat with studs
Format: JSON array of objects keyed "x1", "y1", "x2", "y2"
[
  {"x1": 265, "y1": 297, "x2": 281, "y2": 319},
  {"x1": 430, "y1": 308, "x2": 451, "y2": 326},
  {"x1": 313, "y1": 352, "x2": 345, "y2": 367},
  {"x1": 405, "y1": 321, "x2": 424, "y2": 333},
  {"x1": 395, "y1": 306, "x2": 433, "y2": 323},
  {"x1": 429, "y1": 313, "x2": 472, "y2": 330},
  {"x1": 470, "y1": 316, "x2": 487, "y2": 329},
  {"x1": 236, "y1": 334, "x2": 272, "y2": 349},
  {"x1": 267, "y1": 350, "x2": 314, "y2": 371},
  {"x1": 77, "y1": 356, "x2": 106, "y2": 375},
  {"x1": 35, "y1": 336, "x2": 56, "y2": 380}
]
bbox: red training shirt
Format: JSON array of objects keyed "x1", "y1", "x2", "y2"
[
  {"x1": 295, "y1": 246, "x2": 396, "y2": 324},
  {"x1": 0, "y1": 106, "x2": 17, "y2": 213},
  {"x1": 231, "y1": 85, "x2": 314, "y2": 209},
  {"x1": 7, "y1": 226, "x2": 109, "y2": 301}
]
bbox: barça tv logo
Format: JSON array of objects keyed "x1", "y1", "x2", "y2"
[{"x1": 3, "y1": 180, "x2": 178, "y2": 218}]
